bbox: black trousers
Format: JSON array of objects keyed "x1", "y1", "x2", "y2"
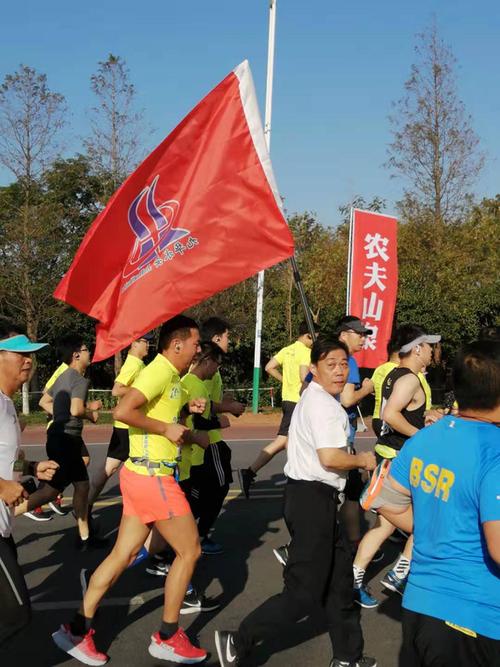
[
  {"x1": 235, "y1": 478, "x2": 364, "y2": 663},
  {"x1": 189, "y1": 441, "x2": 232, "y2": 538},
  {"x1": 401, "y1": 609, "x2": 500, "y2": 667},
  {"x1": 0, "y1": 536, "x2": 31, "y2": 646}
]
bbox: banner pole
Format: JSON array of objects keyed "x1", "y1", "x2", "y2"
[
  {"x1": 252, "y1": 0, "x2": 277, "y2": 413},
  {"x1": 346, "y1": 207, "x2": 354, "y2": 315}
]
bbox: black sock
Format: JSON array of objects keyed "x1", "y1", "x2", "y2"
[
  {"x1": 159, "y1": 621, "x2": 178, "y2": 640},
  {"x1": 70, "y1": 612, "x2": 92, "y2": 636}
]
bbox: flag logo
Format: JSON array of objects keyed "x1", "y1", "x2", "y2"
[{"x1": 123, "y1": 175, "x2": 190, "y2": 281}]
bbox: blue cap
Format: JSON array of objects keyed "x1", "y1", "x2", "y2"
[{"x1": 0, "y1": 334, "x2": 48, "y2": 353}]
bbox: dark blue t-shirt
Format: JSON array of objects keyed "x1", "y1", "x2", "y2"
[{"x1": 391, "y1": 416, "x2": 500, "y2": 639}]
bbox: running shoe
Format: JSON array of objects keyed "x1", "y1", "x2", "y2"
[
  {"x1": 371, "y1": 549, "x2": 384, "y2": 563},
  {"x1": 237, "y1": 468, "x2": 256, "y2": 499},
  {"x1": 380, "y1": 569, "x2": 407, "y2": 596},
  {"x1": 146, "y1": 559, "x2": 170, "y2": 577},
  {"x1": 76, "y1": 535, "x2": 110, "y2": 552},
  {"x1": 214, "y1": 630, "x2": 240, "y2": 666},
  {"x1": 52, "y1": 624, "x2": 108, "y2": 666},
  {"x1": 353, "y1": 585, "x2": 379, "y2": 609},
  {"x1": 180, "y1": 589, "x2": 221, "y2": 615},
  {"x1": 201, "y1": 537, "x2": 223, "y2": 555},
  {"x1": 24, "y1": 507, "x2": 52, "y2": 522},
  {"x1": 272, "y1": 544, "x2": 289, "y2": 567},
  {"x1": 148, "y1": 628, "x2": 207, "y2": 663},
  {"x1": 49, "y1": 494, "x2": 67, "y2": 515},
  {"x1": 330, "y1": 657, "x2": 377, "y2": 667}
]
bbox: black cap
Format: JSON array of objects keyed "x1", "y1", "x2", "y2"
[
  {"x1": 335, "y1": 317, "x2": 373, "y2": 336},
  {"x1": 138, "y1": 331, "x2": 155, "y2": 342}
]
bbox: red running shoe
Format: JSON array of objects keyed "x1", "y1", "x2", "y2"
[
  {"x1": 52, "y1": 624, "x2": 108, "y2": 666},
  {"x1": 148, "y1": 628, "x2": 207, "y2": 663}
]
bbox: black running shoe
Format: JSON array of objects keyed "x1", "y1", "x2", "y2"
[
  {"x1": 180, "y1": 590, "x2": 221, "y2": 615},
  {"x1": 214, "y1": 630, "x2": 240, "y2": 666},
  {"x1": 371, "y1": 549, "x2": 384, "y2": 563},
  {"x1": 238, "y1": 468, "x2": 256, "y2": 498},
  {"x1": 76, "y1": 535, "x2": 110, "y2": 552},
  {"x1": 330, "y1": 657, "x2": 377, "y2": 667},
  {"x1": 273, "y1": 544, "x2": 289, "y2": 567},
  {"x1": 145, "y1": 560, "x2": 170, "y2": 577}
]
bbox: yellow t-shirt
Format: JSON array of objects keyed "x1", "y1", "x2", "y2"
[
  {"x1": 180, "y1": 373, "x2": 212, "y2": 474},
  {"x1": 125, "y1": 354, "x2": 185, "y2": 477},
  {"x1": 274, "y1": 340, "x2": 311, "y2": 403},
  {"x1": 204, "y1": 370, "x2": 223, "y2": 442},
  {"x1": 113, "y1": 354, "x2": 145, "y2": 429},
  {"x1": 371, "y1": 361, "x2": 432, "y2": 419},
  {"x1": 44, "y1": 363, "x2": 68, "y2": 429}
]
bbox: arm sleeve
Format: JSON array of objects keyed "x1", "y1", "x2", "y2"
[
  {"x1": 389, "y1": 443, "x2": 412, "y2": 491},
  {"x1": 132, "y1": 364, "x2": 168, "y2": 402},
  {"x1": 311, "y1": 400, "x2": 348, "y2": 450},
  {"x1": 71, "y1": 375, "x2": 90, "y2": 401},
  {"x1": 480, "y1": 455, "x2": 500, "y2": 523}
]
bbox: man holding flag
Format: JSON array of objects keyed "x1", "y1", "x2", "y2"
[{"x1": 52, "y1": 316, "x2": 208, "y2": 665}]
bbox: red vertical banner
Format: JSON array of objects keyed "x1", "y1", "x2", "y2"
[{"x1": 347, "y1": 209, "x2": 398, "y2": 368}]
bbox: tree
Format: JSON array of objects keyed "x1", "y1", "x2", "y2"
[
  {"x1": 386, "y1": 24, "x2": 484, "y2": 224},
  {"x1": 84, "y1": 54, "x2": 148, "y2": 373},
  {"x1": 84, "y1": 54, "x2": 145, "y2": 198}
]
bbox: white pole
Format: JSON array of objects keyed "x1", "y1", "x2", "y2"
[{"x1": 252, "y1": 0, "x2": 277, "y2": 414}]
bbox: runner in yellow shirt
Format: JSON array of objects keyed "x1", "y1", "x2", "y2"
[
  {"x1": 87, "y1": 333, "x2": 153, "y2": 512},
  {"x1": 52, "y1": 316, "x2": 209, "y2": 666},
  {"x1": 182, "y1": 341, "x2": 229, "y2": 555},
  {"x1": 239, "y1": 321, "x2": 314, "y2": 498}
]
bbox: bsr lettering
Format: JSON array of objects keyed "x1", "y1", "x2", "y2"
[{"x1": 410, "y1": 457, "x2": 455, "y2": 501}]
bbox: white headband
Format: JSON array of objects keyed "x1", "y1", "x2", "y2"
[{"x1": 399, "y1": 334, "x2": 441, "y2": 354}]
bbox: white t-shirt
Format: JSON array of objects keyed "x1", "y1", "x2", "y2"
[
  {"x1": 284, "y1": 380, "x2": 349, "y2": 490},
  {"x1": 0, "y1": 392, "x2": 21, "y2": 537}
]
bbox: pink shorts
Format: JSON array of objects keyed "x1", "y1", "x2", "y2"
[{"x1": 120, "y1": 466, "x2": 191, "y2": 524}]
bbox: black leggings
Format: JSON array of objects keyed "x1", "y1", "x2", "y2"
[{"x1": 0, "y1": 536, "x2": 31, "y2": 646}]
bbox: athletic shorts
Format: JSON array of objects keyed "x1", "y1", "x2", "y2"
[
  {"x1": 106, "y1": 426, "x2": 129, "y2": 462},
  {"x1": 278, "y1": 401, "x2": 297, "y2": 436},
  {"x1": 119, "y1": 466, "x2": 191, "y2": 524},
  {"x1": 46, "y1": 431, "x2": 89, "y2": 492},
  {"x1": 360, "y1": 460, "x2": 411, "y2": 512}
]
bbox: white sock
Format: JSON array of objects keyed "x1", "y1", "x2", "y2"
[
  {"x1": 393, "y1": 554, "x2": 410, "y2": 579},
  {"x1": 353, "y1": 564, "x2": 365, "y2": 588}
]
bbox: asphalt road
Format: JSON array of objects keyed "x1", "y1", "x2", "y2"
[{"x1": 1, "y1": 427, "x2": 404, "y2": 667}]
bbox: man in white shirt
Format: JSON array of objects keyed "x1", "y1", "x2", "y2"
[
  {"x1": 0, "y1": 318, "x2": 58, "y2": 645},
  {"x1": 215, "y1": 338, "x2": 377, "y2": 667}
]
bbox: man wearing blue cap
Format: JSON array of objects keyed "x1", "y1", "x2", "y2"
[{"x1": 0, "y1": 318, "x2": 59, "y2": 645}]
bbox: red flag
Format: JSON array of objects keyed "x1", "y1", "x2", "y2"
[
  {"x1": 54, "y1": 61, "x2": 294, "y2": 361},
  {"x1": 347, "y1": 209, "x2": 398, "y2": 368}
]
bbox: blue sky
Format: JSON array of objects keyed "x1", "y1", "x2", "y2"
[{"x1": 1, "y1": 0, "x2": 498, "y2": 227}]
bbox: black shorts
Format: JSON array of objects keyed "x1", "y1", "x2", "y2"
[
  {"x1": 278, "y1": 401, "x2": 297, "y2": 436},
  {"x1": 106, "y1": 427, "x2": 129, "y2": 462},
  {"x1": 46, "y1": 430, "x2": 89, "y2": 492},
  {"x1": 401, "y1": 608, "x2": 500, "y2": 667}
]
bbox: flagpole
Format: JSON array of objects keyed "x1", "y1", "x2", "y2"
[{"x1": 252, "y1": 0, "x2": 277, "y2": 414}]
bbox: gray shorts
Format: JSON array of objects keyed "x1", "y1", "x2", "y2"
[{"x1": 370, "y1": 476, "x2": 411, "y2": 511}]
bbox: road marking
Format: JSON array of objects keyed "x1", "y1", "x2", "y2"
[
  {"x1": 32, "y1": 594, "x2": 159, "y2": 611},
  {"x1": 21, "y1": 434, "x2": 377, "y2": 448}
]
